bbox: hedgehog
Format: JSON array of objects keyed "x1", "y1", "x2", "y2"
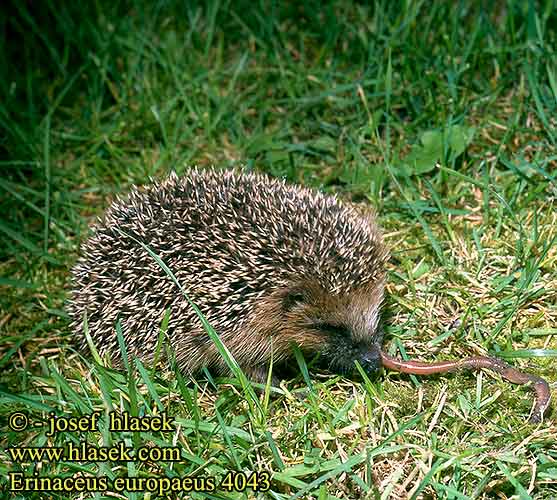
[{"x1": 68, "y1": 168, "x2": 550, "y2": 422}]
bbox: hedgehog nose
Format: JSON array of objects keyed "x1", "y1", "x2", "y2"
[{"x1": 360, "y1": 350, "x2": 381, "y2": 372}]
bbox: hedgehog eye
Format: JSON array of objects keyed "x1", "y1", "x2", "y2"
[
  {"x1": 317, "y1": 323, "x2": 351, "y2": 337},
  {"x1": 282, "y1": 291, "x2": 306, "y2": 311}
]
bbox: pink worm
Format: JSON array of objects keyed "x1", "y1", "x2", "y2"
[{"x1": 379, "y1": 350, "x2": 551, "y2": 423}]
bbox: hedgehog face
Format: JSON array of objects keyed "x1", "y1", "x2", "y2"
[{"x1": 278, "y1": 279, "x2": 385, "y2": 375}]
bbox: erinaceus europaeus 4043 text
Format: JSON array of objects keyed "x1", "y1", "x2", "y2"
[{"x1": 68, "y1": 168, "x2": 550, "y2": 422}]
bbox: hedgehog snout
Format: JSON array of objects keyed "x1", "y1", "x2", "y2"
[
  {"x1": 358, "y1": 348, "x2": 382, "y2": 372},
  {"x1": 314, "y1": 326, "x2": 383, "y2": 375}
]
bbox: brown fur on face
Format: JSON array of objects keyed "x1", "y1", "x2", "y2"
[{"x1": 207, "y1": 277, "x2": 386, "y2": 382}]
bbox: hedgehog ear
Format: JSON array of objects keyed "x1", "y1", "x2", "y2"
[{"x1": 281, "y1": 288, "x2": 306, "y2": 311}]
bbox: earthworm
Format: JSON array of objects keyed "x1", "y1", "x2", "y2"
[{"x1": 380, "y1": 350, "x2": 551, "y2": 423}]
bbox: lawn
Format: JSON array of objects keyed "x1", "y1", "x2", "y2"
[{"x1": 1, "y1": 1, "x2": 556, "y2": 498}]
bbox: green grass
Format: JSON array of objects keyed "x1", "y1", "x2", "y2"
[{"x1": 1, "y1": 0, "x2": 557, "y2": 498}]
